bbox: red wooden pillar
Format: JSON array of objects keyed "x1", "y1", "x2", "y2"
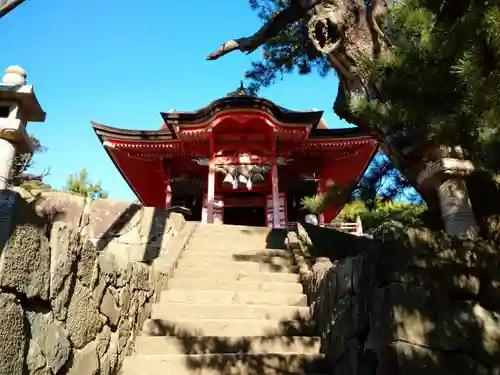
[
  {"x1": 316, "y1": 178, "x2": 325, "y2": 226},
  {"x1": 317, "y1": 177, "x2": 337, "y2": 224},
  {"x1": 206, "y1": 158, "x2": 216, "y2": 224},
  {"x1": 271, "y1": 162, "x2": 280, "y2": 228},
  {"x1": 164, "y1": 167, "x2": 172, "y2": 209}
]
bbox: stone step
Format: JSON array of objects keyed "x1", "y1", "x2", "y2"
[
  {"x1": 121, "y1": 353, "x2": 326, "y2": 375},
  {"x1": 159, "y1": 289, "x2": 307, "y2": 306},
  {"x1": 195, "y1": 223, "x2": 274, "y2": 233},
  {"x1": 167, "y1": 277, "x2": 303, "y2": 294},
  {"x1": 173, "y1": 267, "x2": 300, "y2": 283},
  {"x1": 188, "y1": 237, "x2": 271, "y2": 245},
  {"x1": 134, "y1": 336, "x2": 321, "y2": 355},
  {"x1": 152, "y1": 303, "x2": 311, "y2": 321},
  {"x1": 142, "y1": 317, "x2": 316, "y2": 337},
  {"x1": 180, "y1": 253, "x2": 294, "y2": 267},
  {"x1": 176, "y1": 258, "x2": 297, "y2": 273},
  {"x1": 186, "y1": 241, "x2": 275, "y2": 252},
  {"x1": 181, "y1": 248, "x2": 294, "y2": 259}
]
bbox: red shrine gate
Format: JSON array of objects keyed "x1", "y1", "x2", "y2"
[{"x1": 91, "y1": 93, "x2": 377, "y2": 228}]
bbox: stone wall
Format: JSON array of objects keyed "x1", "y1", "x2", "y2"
[
  {"x1": 288, "y1": 222, "x2": 500, "y2": 374},
  {"x1": 0, "y1": 190, "x2": 194, "y2": 375}
]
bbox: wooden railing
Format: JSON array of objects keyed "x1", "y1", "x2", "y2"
[
  {"x1": 287, "y1": 216, "x2": 364, "y2": 236},
  {"x1": 328, "y1": 216, "x2": 364, "y2": 235}
]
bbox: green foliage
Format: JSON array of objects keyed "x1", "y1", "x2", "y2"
[
  {"x1": 246, "y1": 0, "x2": 500, "y2": 224},
  {"x1": 65, "y1": 169, "x2": 108, "y2": 200},
  {"x1": 300, "y1": 177, "x2": 426, "y2": 231},
  {"x1": 335, "y1": 198, "x2": 427, "y2": 232},
  {"x1": 300, "y1": 194, "x2": 323, "y2": 214},
  {"x1": 10, "y1": 135, "x2": 52, "y2": 190},
  {"x1": 300, "y1": 180, "x2": 354, "y2": 214},
  {"x1": 245, "y1": 0, "x2": 330, "y2": 94},
  {"x1": 351, "y1": 1, "x2": 500, "y2": 172}
]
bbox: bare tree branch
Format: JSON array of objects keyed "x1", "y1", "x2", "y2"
[
  {"x1": 207, "y1": 0, "x2": 321, "y2": 60},
  {"x1": 0, "y1": 0, "x2": 26, "y2": 19}
]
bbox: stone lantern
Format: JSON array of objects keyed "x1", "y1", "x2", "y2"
[
  {"x1": 417, "y1": 146, "x2": 478, "y2": 239},
  {"x1": 0, "y1": 65, "x2": 45, "y2": 189}
]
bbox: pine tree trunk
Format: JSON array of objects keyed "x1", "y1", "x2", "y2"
[{"x1": 306, "y1": 0, "x2": 444, "y2": 220}]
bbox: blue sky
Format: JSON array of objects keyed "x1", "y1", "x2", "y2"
[{"x1": 1, "y1": 0, "x2": 355, "y2": 201}]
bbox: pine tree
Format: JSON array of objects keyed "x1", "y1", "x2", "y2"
[
  {"x1": 208, "y1": 0, "x2": 500, "y2": 236},
  {"x1": 244, "y1": 0, "x2": 331, "y2": 94},
  {"x1": 65, "y1": 169, "x2": 108, "y2": 200}
]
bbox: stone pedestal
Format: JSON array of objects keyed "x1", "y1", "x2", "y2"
[{"x1": 418, "y1": 157, "x2": 478, "y2": 239}]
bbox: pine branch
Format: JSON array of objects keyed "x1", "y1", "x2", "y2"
[
  {"x1": 207, "y1": 0, "x2": 321, "y2": 60},
  {"x1": 0, "y1": 0, "x2": 25, "y2": 18}
]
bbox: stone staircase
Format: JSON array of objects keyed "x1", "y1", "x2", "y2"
[{"x1": 121, "y1": 223, "x2": 326, "y2": 375}]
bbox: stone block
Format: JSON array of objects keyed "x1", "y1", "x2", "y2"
[
  {"x1": 88, "y1": 200, "x2": 143, "y2": 242},
  {"x1": 371, "y1": 224, "x2": 496, "y2": 297},
  {"x1": 334, "y1": 256, "x2": 360, "y2": 298},
  {"x1": 99, "y1": 353, "x2": 111, "y2": 375},
  {"x1": 77, "y1": 238, "x2": 98, "y2": 286},
  {"x1": 97, "y1": 326, "x2": 111, "y2": 359},
  {"x1": 369, "y1": 283, "x2": 463, "y2": 351},
  {"x1": 34, "y1": 191, "x2": 86, "y2": 232},
  {"x1": 130, "y1": 262, "x2": 151, "y2": 291},
  {"x1": 26, "y1": 340, "x2": 46, "y2": 374},
  {"x1": 49, "y1": 223, "x2": 80, "y2": 320},
  {"x1": 0, "y1": 223, "x2": 50, "y2": 300},
  {"x1": 103, "y1": 241, "x2": 146, "y2": 265},
  {"x1": 67, "y1": 341, "x2": 99, "y2": 375},
  {"x1": 106, "y1": 332, "x2": 120, "y2": 374},
  {"x1": 377, "y1": 341, "x2": 487, "y2": 375},
  {"x1": 167, "y1": 212, "x2": 186, "y2": 234},
  {"x1": 0, "y1": 190, "x2": 45, "y2": 248},
  {"x1": 100, "y1": 287, "x2": 121, "y2": 328},
  {"x1": 326, "y1": 295, "x2": 358, "y2": 362},
  {"x1": 66, "y1": 280, "x2": 104, "y2": 349},
  {"x1": 92, "y1": 276, "x2": 107, "y2": 306},
  {"x1": 26, "y1": 310, "x2": 71, "y2": 374},
  {"x1": 97, "y1": 252, "x2": 118, "y2": 284},
  {"x1": 0, "y1": 293, "x2": 24, "y2": 375},
  {"x1": 137, "y1": 300, "x2": 152, "y2": 330},
  {"x1": 119, "y1": 287, "x2": 131, "y2": 311},
  {"x1": 368, "y1": 282, "x2": 500, "y2": 368}
]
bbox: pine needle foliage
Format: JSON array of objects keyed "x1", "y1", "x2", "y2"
[
  {"x1": 334, "y1": 198, "x2": 427, "y2": 232},
  {"x1": 245, "y1": 0, "x2": 331, "y2": 94},
  {"x1": 246, "y1": 0, "x2": 500, "y2": 209},
  {"x1": 351, "y1": 0, "x2": 500, "y2": 172},
  {"x1": 65, "y1": 169, "x2": 108, "y2": 200}
]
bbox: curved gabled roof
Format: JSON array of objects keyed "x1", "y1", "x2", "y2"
[
  {"x1": 160, "y1": 95, "x2": 324, "y2": 131},
  {"x1": 90, "y1": 94, "x2": 378, "y2": 210},
  {"x1": 92, "y1": 121, "x2": 175, "y2": 141}
]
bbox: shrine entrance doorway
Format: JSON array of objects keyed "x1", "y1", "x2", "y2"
[{"x1": 223, "y1": 193, "x2": 267, "y2": 227}]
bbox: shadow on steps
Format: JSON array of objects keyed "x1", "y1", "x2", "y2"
[
  {"x1": 203, "y1": 228, "x2": 296, "y2": 273},
  {"x1": 138, "y1": 312, "x2": 328, "y2": 375}
]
